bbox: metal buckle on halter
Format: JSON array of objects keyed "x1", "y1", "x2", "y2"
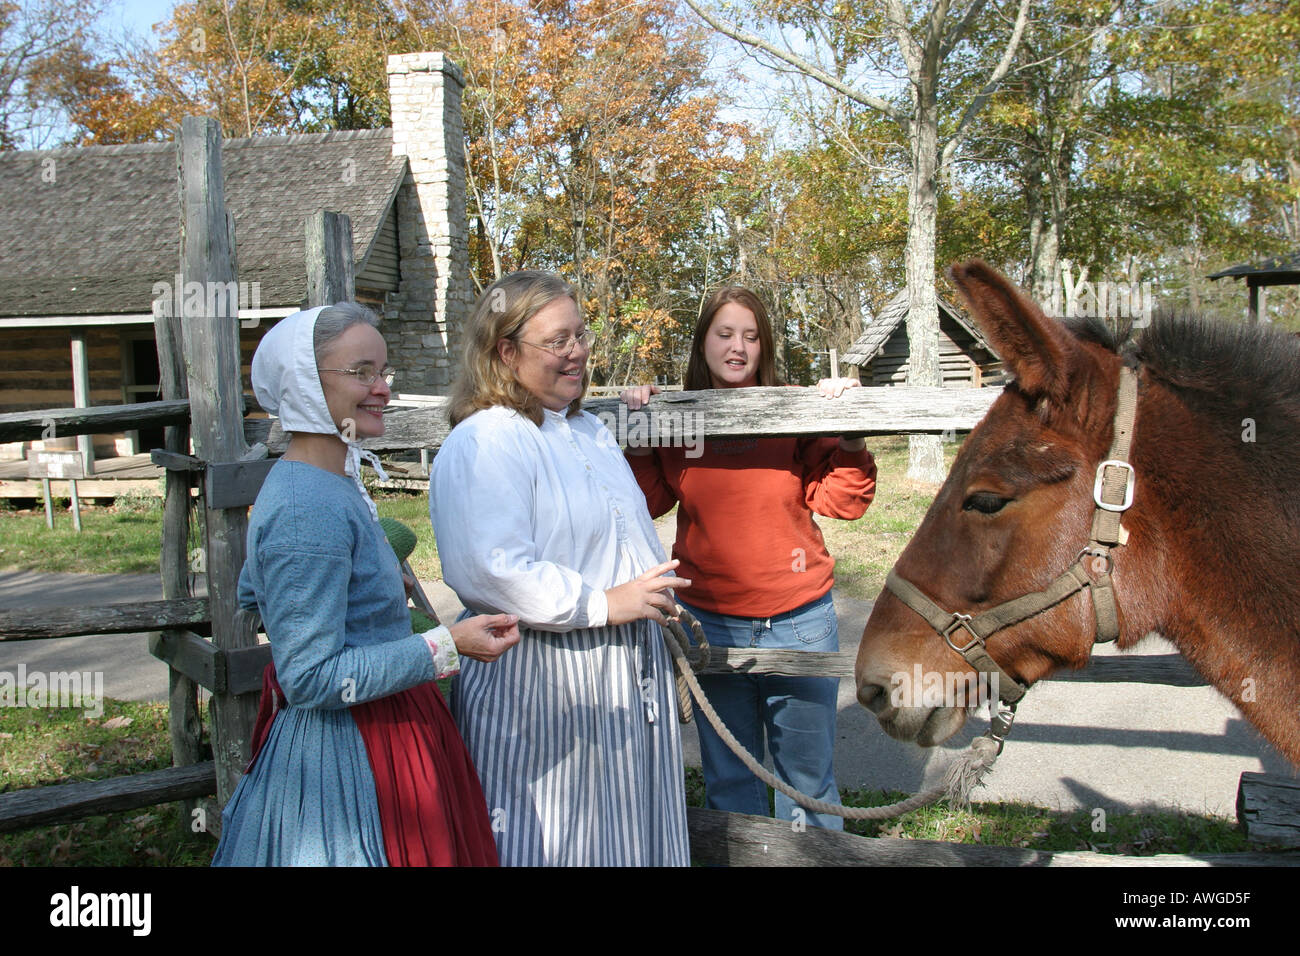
[
  {"x1": 987, "y1": 701, "x2": 1018, "y2": 754},
  {"x1": 942, "y1": 612, "x2": 982, "y2": 654},
  {"x1": 1093, "y1": 459, "x2": 1135, "y2": 512},
  {"x1": 1077, "y1": 546, "x2": 1112, "y2": 576}
]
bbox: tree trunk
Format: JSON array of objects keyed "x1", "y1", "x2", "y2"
[
  {"x1": 1027, "y1": 151, "x2": 1061, "y2": 313},
  {"x1": 904, "y1": 79, "x2": 945, "y2": 483}
]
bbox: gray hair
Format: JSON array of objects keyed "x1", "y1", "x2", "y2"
[{"x1": 313, "y1": 302, "x2": 380, "y2": 361}]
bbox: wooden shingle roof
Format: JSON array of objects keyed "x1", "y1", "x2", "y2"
[
  {"x1": 842, "y1": 289, "x2": 997, "y2": 365},
  {"x1": 0, "y1": 128, "x2": 407, "y2": 316}
]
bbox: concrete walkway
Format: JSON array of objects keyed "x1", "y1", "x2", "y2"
[{"x1": 0, "y1": 567, "x2": 1291, "y2": 819}]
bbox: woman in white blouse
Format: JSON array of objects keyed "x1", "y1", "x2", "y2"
[{"x1": 429, "y1": 270, "x2": 691, "y2": 866}]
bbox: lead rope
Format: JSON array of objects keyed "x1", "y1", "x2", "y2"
[{"x1": 661, "y1": 610, "x2": 1005, "y2": 820}]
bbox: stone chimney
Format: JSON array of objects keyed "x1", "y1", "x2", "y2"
[{"x1": 385, "y1": 52, "x2": 471, "y2": 394}]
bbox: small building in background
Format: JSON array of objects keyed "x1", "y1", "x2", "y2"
[
  {"x1": 843, "y1": 289, "x2": 1004, "y2": 388},
  {"x1": 1207, "y1": 250, "x2": 1300, "y2": 324}
]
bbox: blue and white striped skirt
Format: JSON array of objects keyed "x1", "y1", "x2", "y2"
[{"x1": 451, "y1": 620, "x2": 690, "y2": 866}]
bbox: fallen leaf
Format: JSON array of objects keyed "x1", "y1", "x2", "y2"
[
  {"x1": 102, "y1": 716, "x2": 133, "y2": 729},
  {"x1": 49, "y1": 832, "x2": 73, "y2": 863}
]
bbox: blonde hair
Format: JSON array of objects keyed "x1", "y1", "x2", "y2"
[{"x1": 449, "y1": 271, "x2": 587, "y2": 427}]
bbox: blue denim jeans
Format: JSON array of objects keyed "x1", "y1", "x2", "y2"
[{"x1": 679, "y1": 592, "x2": 844, "y2": 831}]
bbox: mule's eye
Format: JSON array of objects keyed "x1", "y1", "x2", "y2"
[{"x1": 963, "y1": 492, "x2": 1010, "y2": 515}]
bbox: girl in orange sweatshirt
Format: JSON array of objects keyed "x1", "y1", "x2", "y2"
[{"x1": 622, "y1": 287, "x2": 876, "y2": 829}]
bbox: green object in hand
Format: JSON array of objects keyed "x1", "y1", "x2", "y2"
[
  {"x1": 378, "y1": 516, "x2": 418, "y2": 563},
  {"x1": 378, "y1": 518, "x2": 438, "y2": 633}
]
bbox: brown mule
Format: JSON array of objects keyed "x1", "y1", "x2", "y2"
[{"x1": 854, "y1": 260, "x2": 1300, "y2": 766}]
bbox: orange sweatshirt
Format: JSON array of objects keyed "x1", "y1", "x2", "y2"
[{"x1": 627, "y1": 437, "x2": 876, "y2": 617}]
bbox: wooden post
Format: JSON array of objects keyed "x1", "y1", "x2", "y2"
[
  {"x1": 69, "y1": 480, "x2": 82, "y2": 531},
  {"x1": 305, "y1": 210, "x2": 355, "y2": 307},
  {"x1": 70, "y1": 333, "x2": 95, "y2": 476},
  {"x1": 1238, "y1": 772, "x2": 1300, "y2": 848},
  {"x1": 179, "y1": 116, "x2": 258, "y2": 810},
  {"x1": 41, "y1": 478, "x2": 54, "y2": 529},
  {"x1": 154, "y1": 279, "x2": 207, "y2": 837}
]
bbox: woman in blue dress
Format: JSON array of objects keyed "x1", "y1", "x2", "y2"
[{"x1": 212, "y1": 302, "x2": 519, "y2": 866}]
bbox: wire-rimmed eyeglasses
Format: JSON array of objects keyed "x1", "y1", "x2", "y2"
[
  {"x1": 515, "y1": 328, "x2": 592, "y2": 358},
  {"x1": 320, "y1": 363, "x2": 396, "y2": 387}
]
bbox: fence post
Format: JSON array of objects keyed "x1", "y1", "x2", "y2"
[
  {"x1": 178, "y1": 115, "x2": 258, "y2": 810},
  {"x1": 305, "y1": 209, "x2": 355, "y2": 307},
  {"x1": 152, "y1": 288, "x2": 206, "y2": 836},
  {"x1": 70, "y1": 332, "x2": 95, "y2": 476}
]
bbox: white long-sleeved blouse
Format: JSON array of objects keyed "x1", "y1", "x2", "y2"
[{"x1": 429, "y1": 405, "x2": 668, "y2": 632}]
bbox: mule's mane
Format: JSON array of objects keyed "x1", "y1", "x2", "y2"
[{"x1": 1064, "y1": 313, "x2": 1300, "y2": 402}]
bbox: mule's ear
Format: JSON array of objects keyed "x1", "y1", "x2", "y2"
[{"x1": 948, "y1": 260, "x2": 1075, "y2": 406}]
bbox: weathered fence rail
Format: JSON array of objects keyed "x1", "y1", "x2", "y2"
[
  {"x1": 677, "y1": 646, "x2": 1207, "y2": 686},
  {"x1": 0, "y1": 599, "x2": 210, "y2": 641},
  {"x1": 286, "y1": 385, "x2": 1004, "y2": 454},
  {"x1": 0, "y1": 400, "x2": 192, "y2": 443},
  {"x1": 0, "y1": 385, "x2": 1001, "y2": 451},
  {"x1": 0, "y1": 763, "x2": 217, "y2": 835},
  {"x1": 687, "y1": 809, "x2": 1299, "y2": 866}
]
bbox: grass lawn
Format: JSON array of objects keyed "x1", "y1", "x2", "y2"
[
  {"x1": 0, "y1": 495, "x2": 173, "y2": 575},
  {"x1": 815, "y1": 434, "x2": 961, "y2": 600}
]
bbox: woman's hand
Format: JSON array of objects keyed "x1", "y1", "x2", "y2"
[
  {"x1": 815, "y1": 378, "x2": 868, "y2": 450},
  {"x1": 619, "y1": 384, "x2": 660, "y2": 410},
  {"x1": 619, "y1": 385, "x2": 661, "y2": 456},
  {"x1": 605, "y1": 559, "x2": 691, "y2": 626},
  {"x1": 816, "y1": 377, "x2": 860, "y2": 399},
  {"x1": 449, "y1": 613, "x2": 522, "y2": 663}
]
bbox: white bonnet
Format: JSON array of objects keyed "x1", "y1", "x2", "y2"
[{"x1": 250, "y1": 305, "x2": 389, "y2": 520}]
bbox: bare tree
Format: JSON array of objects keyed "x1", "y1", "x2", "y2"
[
  {"x1": 684, "y1": 0, "x2": 1030, "y2": 480},
  {"x1": 0, "y1": 0, "x2": 107, "y2": 148}
]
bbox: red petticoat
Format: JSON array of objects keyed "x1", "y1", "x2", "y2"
[{"x1": 249, "y1": 665, "x2": 498, "y2": 867}]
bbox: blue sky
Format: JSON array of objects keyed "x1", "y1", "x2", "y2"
[{"x1": 103, "y1": 0, "x2": 176, "y2": 37}]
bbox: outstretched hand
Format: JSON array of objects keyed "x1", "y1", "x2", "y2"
[
  {"x1": 605, "y1": 559, "x2": 691, "y2": 626},
  {"x1": 449, "y1": 613, "x2": 521, "y2": 663},
  {"x1": 816, "y1": 377, "x2": 860, "y2": 399}
]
